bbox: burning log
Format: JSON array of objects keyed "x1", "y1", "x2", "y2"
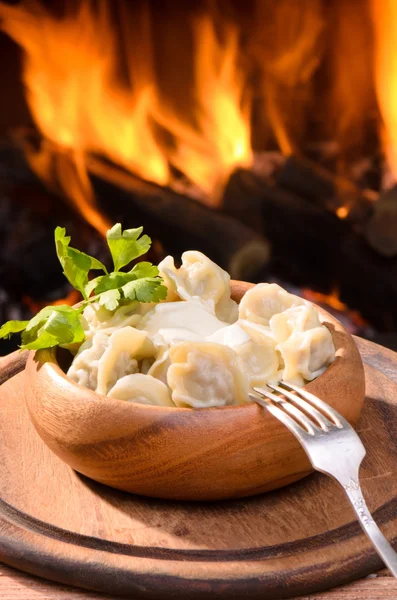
[
  {"x1": 223, "y1": 167, "x2": 345, "y2": 289},
  {"x1": 222, "y1": 167, "x2": 397, "y2": 331},
  {"x1": 276, "y1": 156, "x2": 397, "y2": 259},
  {"x1": 364, "y1": 185, "x2": 397, "y2": 257},
  {"x1": 11, "y1": 130, "x2": 270, "y2": 281},
  {"x1": 275, "y1": 155, "x2": 375, "y2": 224},
  {"x1": 87, "y1": 156, "x2": 270, "y2": 281}
]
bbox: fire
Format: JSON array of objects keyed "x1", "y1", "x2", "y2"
[
  {"x1": 23, "y1": 289, "x2": 81, "y2": 315},
  {"x1": 155, "y1": 16, "x2": 252, "y2": 202},
  {"x1": 1, "y1": 0, "x2": 388, "y2": 224},
  {"x1": 303, "y1": 287, "x2": 368, "y2": 328},
  {"x1": 0, "y1": 1, "x2": 170, "y2": 234},
  {"x1": 0, "y1": 1, "x2": 252, "y2": 216},
  {"x1": 371, "y1": 0, "x2": 397, "y2": 179},
  {"x1": 322, "y1": 0, "x2": 375, "y2": 158},
  {"x1": 16, "y1": 136, "x2": 111, "y2": 236},
  {"x1": 302, "y1": 287, "x2": 348, "y2": 313},
  {"x1": 250, "y1": 0, "x2": 324, "y2": 156}
]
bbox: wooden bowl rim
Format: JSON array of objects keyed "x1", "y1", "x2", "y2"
[{"x1": 33, "y1": 281, "x2": 356, "y2": 415}]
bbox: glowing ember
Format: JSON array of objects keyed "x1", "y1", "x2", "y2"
[{"x1": 336, "y1": 206, "x2": 349, "y2": 219}]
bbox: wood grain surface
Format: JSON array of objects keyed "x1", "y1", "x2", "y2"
[
  {"x1": 0, "y1": 339, "x2": 396, "y2": 598},
  {"x1": 1, "y1": 563, "x2": 397, "y2": 600},
  {"x1": 24, "y1": 281, "x2": 365, "y2": 501},
  {"x1": 355, "y1": 336, "x2": 397, "y2": 383},
  {"x1": 0, "y1": 563, "x2": 395, "y2": 600}
]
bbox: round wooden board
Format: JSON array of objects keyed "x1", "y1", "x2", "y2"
[{"x1": 0, "y1": 344, "x2": 397, "y2": 599}]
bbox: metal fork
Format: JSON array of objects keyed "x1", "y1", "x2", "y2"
[{"x1": 250, "y1": 382, "x2": 397, "y2": 577}]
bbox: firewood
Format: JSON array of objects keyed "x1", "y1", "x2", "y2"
[
  {"x1": 222, "y1": 167, "x2": 397, "y2": 332},
  {"x1": 87, "y1": 156, "x2": 270, "y2": 281},
  {"x1": 364, "y1": 185, "x2": 397, "y2": 257},
  {"x1": 276, "y1": 155, "x2": 374, "y2": 224}
]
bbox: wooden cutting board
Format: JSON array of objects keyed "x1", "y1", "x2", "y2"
[{"x1": 0, "y1": 341, "x2": 397, "y2": 600}]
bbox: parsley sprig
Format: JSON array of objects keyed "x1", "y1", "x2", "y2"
[{"x1": 0, "y1": 224, "x2": 167, "y2": 350}]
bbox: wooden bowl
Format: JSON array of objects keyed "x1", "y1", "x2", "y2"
[{"x1": 24, "y1": 281, "x2": 365, "y2": 501}]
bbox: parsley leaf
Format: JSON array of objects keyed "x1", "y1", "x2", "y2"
[
  {"x1": 55, "y1": 227, "x2": 107, "y2": 299},
  {"x1": 129, "y1": 262, "x2": 160, "y2": 279},
  {"x1": 85, "y1": 262, "x2": 166, "y2": 309},
  {"x1": 0, "y1": 320, "x2": 30, "y2": 340},
  {"x1": 122, "y1": 278, "x2": 167, "y2": 303},
  {"x1": 84, "y1": 275, "x2": 104, "y2": 298},
  {"x1": 93, "y1": 271, "x2": 133, "y2": 295},
  {"x1": 106, "y1": 224, "x2": 151, "y2": 272},
  {"x1": 20, "y1": 305, "x2": 85, "y2": 350},
  {"x1": 98, "y1": 289, "x2": 121, "y2": 311}
]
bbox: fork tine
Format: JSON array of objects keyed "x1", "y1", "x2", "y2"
[
  {"x1": 267, "y1": 383, "x2": 333, "y2": 431},
  {"x1": 252, "y1": 387, "x2": 318, "y2": 435},
  {"x1": 280, "y1": 382, "x2": 343, "y2": 428},
  {"x1": 249, "y1": 393, "x2": 308, "y2": 441}
]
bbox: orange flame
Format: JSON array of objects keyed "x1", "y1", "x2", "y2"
[
  {"x1": 371, "y1": 0, "x2": 397, "y2": 180},
  {"x1": 0, "y1": 1, "x2": 171, "y2": 233},
  {"x1": 16, "y1": 135, "x2": 111, "y2": 236},
  {"x1": 0, "y1": 0, "x2": 384, "y2": 221},
  {"x1": 1, "y1": 1, "x2": 169, "y2": 180},
  {"x1": 250, "y1": 0, "x2": 324, "y2": 156},
  {"x1": 303, "y1": 287, "x2": 348, "y2": 313},
  {"x1": 303, "y1": 287, "x2": 368, "y2": 327},
  {"x1": 155, "y1": 16, "x2": 252, "y2": 203},
  {"x1": 0, "y1": 1, "x2": 253, "y2": 215},
  {"x1": 324, "y1": 0, "x2": 375, "y2": 159},
  {"x1": 23, "y1": 288, "x2": 81, "y2": 314}
]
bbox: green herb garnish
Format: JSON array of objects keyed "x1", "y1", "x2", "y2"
[
  {"x1": 0, "y1": 224, "x2": 167, "y2": 350},
  {"x1": 55, "y1": 226, "x2": 107, "y2": 299}
]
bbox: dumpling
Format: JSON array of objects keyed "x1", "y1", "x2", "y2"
[
  {"x1": 239, "y1": 283, "x2": 304, "y2": 326},
  {"x1": 108, "y1": 373, "x2": 174, "y2": 406},
  {"x1": 277, "y1": 327, "x2": 335, "y2": 386},
  {"x1": 138, "y1": 338, "x2": 170, "y2": 383},
  {"x1": 67, "y1": 332, "x2": 110, "y2": 390},
  {"x1": 147, "y1": 337, "x2": 171, "y2": 384},
  {"x1": 209, "y1": 320, "x2": 279, "y2": 387},
  {"x1": 96, "y1": 327, "x2": 155, "y2": 396},
  {"x1": 167, "y1": 342, "x2": 249, "y2": 408},
  {"x1": 158, "y1": 255, "x2": 180, "y2": 302},
  {"x1": 237, "y1": 321, "x2": 280, "y2": 386},
  {"x1": 82, "y1": 302, "x2": 142, "y2": 338},
  {"x1": 137, "y1": 300, "x2": 228, "y2": 339},
  {"x1": 159, "y1": 251, "x2": 238, "y2": 323},
  {"x1": 179, "y1": 251, "x2": 238, "y2": 323},
  {"x1": 269, "y1": 304, "x2": 321, "y2": 343}
]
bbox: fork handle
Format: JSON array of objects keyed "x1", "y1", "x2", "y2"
[{"x1": 340, "y1": 479, "x2": 397, "y2": 577}]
